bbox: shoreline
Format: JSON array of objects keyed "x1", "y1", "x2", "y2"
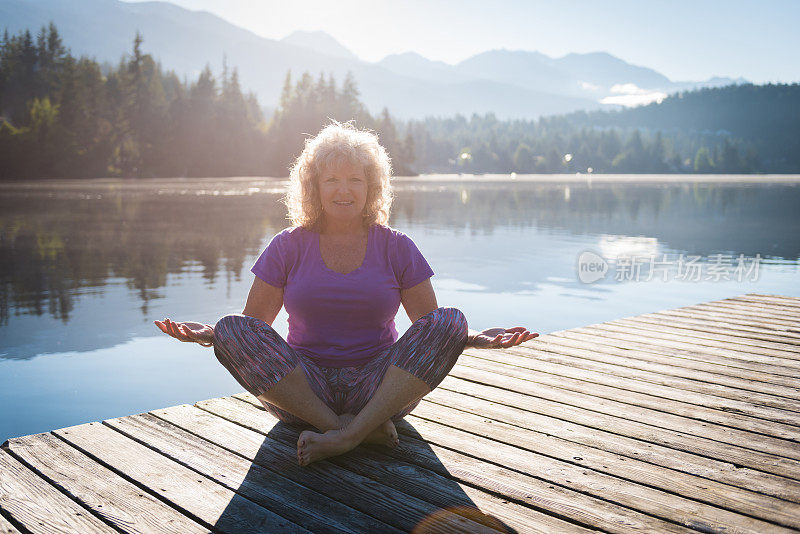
[{"x1": 1, "y1": 173, "x2": 799, "y2": 190}]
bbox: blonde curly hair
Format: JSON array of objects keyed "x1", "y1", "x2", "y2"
[{"x1": 285, "y1": 122, "x2": 393, "y2": 229}]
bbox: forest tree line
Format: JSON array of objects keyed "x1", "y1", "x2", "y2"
[
  {"x1": 0, "y1": 24, "x2": 413, "y2": 179},
  {"x1": 1, "y1": 24, "x2": 797, "y2": 178}
]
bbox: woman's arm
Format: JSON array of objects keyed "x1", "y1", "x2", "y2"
[
  {"x1": 400, "y1": 278, "x2": 438, "y2": 323},
  {"x1": 399, "y1": 278, "x2": 537, "y2": 348},
  {"x1": 154, "y1": 277, "x2": 284, "y2": 346},
  {"x1": 242, "y1": 277, "x2": 284, "y2": 326}
]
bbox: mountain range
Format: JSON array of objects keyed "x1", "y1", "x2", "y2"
[{"x1": 2, "y1": 0, "x2": 747, "y2": 119}]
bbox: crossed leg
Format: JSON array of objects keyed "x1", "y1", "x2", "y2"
[
  {"x1": 297, "y1": 307, "x2": 468, "y2": 465},
  {"x1": 213, "y1": 307, "x2": 468, "y2": 466}
]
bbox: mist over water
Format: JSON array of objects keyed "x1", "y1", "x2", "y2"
[{"x1": 1, "y1": 176, "x2": 798, "y2": 442}]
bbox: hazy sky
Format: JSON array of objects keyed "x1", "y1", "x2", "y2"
[{"x1": 123, "y1": 0, "x2": 798, "y2": 83}]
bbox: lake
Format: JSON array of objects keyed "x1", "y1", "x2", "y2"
[{"x1": 1, "y1": 175, "x2": 799, "y2": 443}]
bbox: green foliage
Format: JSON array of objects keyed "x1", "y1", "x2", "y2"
[
  {"x1": 1, "y1": 23, "x2": 795, "y2": 178},
  {"x1": 405, "y1": 94, "x2": 781, "y2": 174},
  {"x1": 694, "y1": 147, "x2": 714, "y2": 172},
  {"x1": 263, "y1": 72, "x2": 414, "y2": 175},
  {"x1": 0, "y1": 24, "x2": 415, "y2": 179}
]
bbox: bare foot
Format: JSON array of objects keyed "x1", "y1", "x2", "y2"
[
  {"x1": 338, "y1": 413, "x2": 399, "y2": 448},
  {"x1": 296, "y1": 428, "x2": 358, "y2": 466}
]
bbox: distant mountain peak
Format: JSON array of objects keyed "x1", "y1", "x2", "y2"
[{"x1": 280, "y1": 30, "x2": 358, "y2": 60}]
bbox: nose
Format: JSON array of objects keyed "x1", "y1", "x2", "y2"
[{"x1": 335, "y1": 182, "x2": 353, "y2": 195}]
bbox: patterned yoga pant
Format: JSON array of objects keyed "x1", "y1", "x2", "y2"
[{"x1": 212, "y1": 307, "x2": 468, "y2": 426}]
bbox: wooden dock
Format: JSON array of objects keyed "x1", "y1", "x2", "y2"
[{"x1": 1, "y1": 292, "x2": 799, "y2": 533}]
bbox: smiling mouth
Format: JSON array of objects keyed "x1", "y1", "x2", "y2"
[{"x1": 333, "y1": 201, "x2": 354, "y2": 206}]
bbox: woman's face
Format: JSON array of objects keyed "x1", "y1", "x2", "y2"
[{"x1": 318, "y1": 159, "x2": 369, "y2": 224}]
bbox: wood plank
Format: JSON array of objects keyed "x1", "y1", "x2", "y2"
[
  {"x1": 636, "y1": 310, "x2": 800, "y2": 346},
  {"x1": 148, "y1": 403, "x2": 527, "y2": 534},
  {"x1": 681, "y1": 301, "x2": 800, "y2": 325},
  {"x1": 188, "y1": 400, "x2": 596, "y2": 534},
  {"x1": 694, "y1": 301, "x2": 800, "y2": 325},
  {"x1": 436, "y1": 373, "x2": 800, "y2": 493},
  {"x1": 673, "y1": 302, "x2": 800, "y2": 330},
  {"x1": 460, "y1": 348, "x2": 800, "y2": 439},
  {"x1": 434, "y1": 370, "x2": 800, "y2": 496},
  {"x1": 641, "y1": 309, "x2": 800, "y2": 345},
  {"x1": 737, "y1": 294, "x2": 800, "y2": 307},
  {"x1": 105, "y1": 412, "x2": 402, "y2": 534},
  {"x1": 570, "y1": 322, "x2": 800, "y2": 363},
  {"x1": 714, "y1": 295, "x2": 800, "y2": 316},
  {"x1": 216, "y1": 395, "x2": 694, "y2": 534},
  {"x1": 613, "y1": 315, "x2": 800, "y2": 353},
  {"x1": 401, "y1": 399, "x2": 796, "y2": 533},
  {"x1": 731, "y1": 295, "x2": 800, "y2": 312},
  {"x1": 0, "y1": 511, "x2": 21, "y2": 534},
  {"x1": 720, "y1": 300, "x2": 800, "y2": 318},
  {"x1": 227, "y1": 394, "x2": 800, "y2": 532},
  {"x1": 552, "y1": 327, "x2": 797, "y2": 376},
  {"x1": 510, "y1": 340, "x2": 800, "y2": 417},
  {"x1": 748, "y1": 293, "x2": 800, "y2": 302},
  {"x1": 202, "y1": 399, "x2": 646, "y2": 534},
  {"x1": 548, "y1": 328, "x2": 800, "y2": 384},
  {"x1": 4, "y1": 432, "x2": 210, "y2": 534},
  {"x1": 454, "y1": 353, "x2": 800, "y2": 456},
  {"x1": 51, "y1": 421, "x2": 309, "y2": 534},
  {"x1": 747, "y1": 293, "x2": 800, "y2": 302},
  {"x1": 417, "y1": 385, "x2": 800, "y2": 528},
  {"x1": 0, "y1": 449, "x2": 114, "y2": 533},
  {"x1": 600, "y1": 318, "x2": 800, "y2": 361},
  {"x1": 649, "y1": 303, "x2": 800, "y2": 338}
]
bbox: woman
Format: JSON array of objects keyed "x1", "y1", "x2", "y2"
[{"x1": 155, "y1": 123, "x2": 537, "y2": 466}]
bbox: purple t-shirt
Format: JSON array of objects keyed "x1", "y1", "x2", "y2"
[{"x1": 251, "y1": 224, "x2": 434, "y2": 367}]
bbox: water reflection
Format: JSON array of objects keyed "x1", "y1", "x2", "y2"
[
  {"x1": 0, "y1": 180, "x2": 289, "y2": 326},
  {"x1": 1, "y1": 176, "x2": 799, "y2": 443},
  {"x1": 1, "y1": 177, "x2": 798, "y2": 361}
]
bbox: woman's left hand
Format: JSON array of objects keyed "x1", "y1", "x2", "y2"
[{"x1": 468, "y1": 327, "x2": 538, "y2": 349}]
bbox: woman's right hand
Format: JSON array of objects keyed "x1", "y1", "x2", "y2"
[{"x1": 154, "y1": 318, "x2": 215, "y2": 347}]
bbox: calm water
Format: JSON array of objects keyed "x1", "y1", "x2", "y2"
[{"x1": 1, "y1": 176, "x2": 799, "y2": 442}]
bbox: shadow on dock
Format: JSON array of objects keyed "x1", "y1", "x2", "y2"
[{"x1": 204, "y1": 395, "x2": 517, "y2": 533}]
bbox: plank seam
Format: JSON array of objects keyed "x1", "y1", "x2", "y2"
[
  {"x1": 141, "y1": 408, "x2": 403, "y2": 533},
  {"x1": 425, "y1": 385, "x2": 800, "y2": 491},
  {"x1": 565, "y1": 325, "x2": 800, "y2": 372},
  {"x1": 218, "y1": 397, "x2": 684, "y2": 533},
  {"x1": 183, "y1": 402, "x2": 463, "y2": 525},
  {"x1": 0, "y1": 498, "x2": 31, "y2": 534},
  {"x1": 50, "y1": 427, "x2": 222, "y2": 533},
  {"x1": 462, "y1": 350, "x2": 800, "y2": 419},
  {"x1": 455, "y1": 356, "x2": 800, "y2": 437},
  {"x1": 530, "y1": 337, "x2": 800, "y2": 392},
  {"x1": 402, "y1": 399, "x2": 800, "y2": 532},
  {"x1": 434, "y1": 378, "x2": 800, "y2": 469},
  {"x1": 215, "y1": 397, "x2": 565, "y2": 518},
  {"x1": 446, "y1": 368, "x2": 796, "y2": 456},
  {"x1": 581, "y1": 323, "x2": 800, "y2": 364},
  {"x1": 1, "y1": 443, "x2": 129, "y2": 534}
]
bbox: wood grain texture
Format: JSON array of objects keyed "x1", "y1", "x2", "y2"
[
  {"x1": 0, "y1": 449, "x2": 113, "y2": 533},
  {"x1": 4, "y1": 432, "x2": 210, "y2": 534},
  {"x1": 104, "y1": 411, "x2": 400, "y2": 534},
  {"x1": 51, "y1": 422, "x2": 309, "y2": 534},
  {"x1": 1, "y1": 292, "x2": 798, "y2": 533},
  {"x1": 507, "y1": 343, "x2": 800, "y2": 418},
  {"x1": 150, "y1": 402, "x2": 527, "y2": 534},
  {"x1": 455, "y1": 352, "x2": 800, "y2": 447},
  {"x1": 205, "y1": 395, "x2": 619, "y2": 533},
  {"x1": 434, "y1": 371, "x2": 800, "y2": 499},
  {"x1": 0, "y1": 511, "x2": 21, "y2": 534}
]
